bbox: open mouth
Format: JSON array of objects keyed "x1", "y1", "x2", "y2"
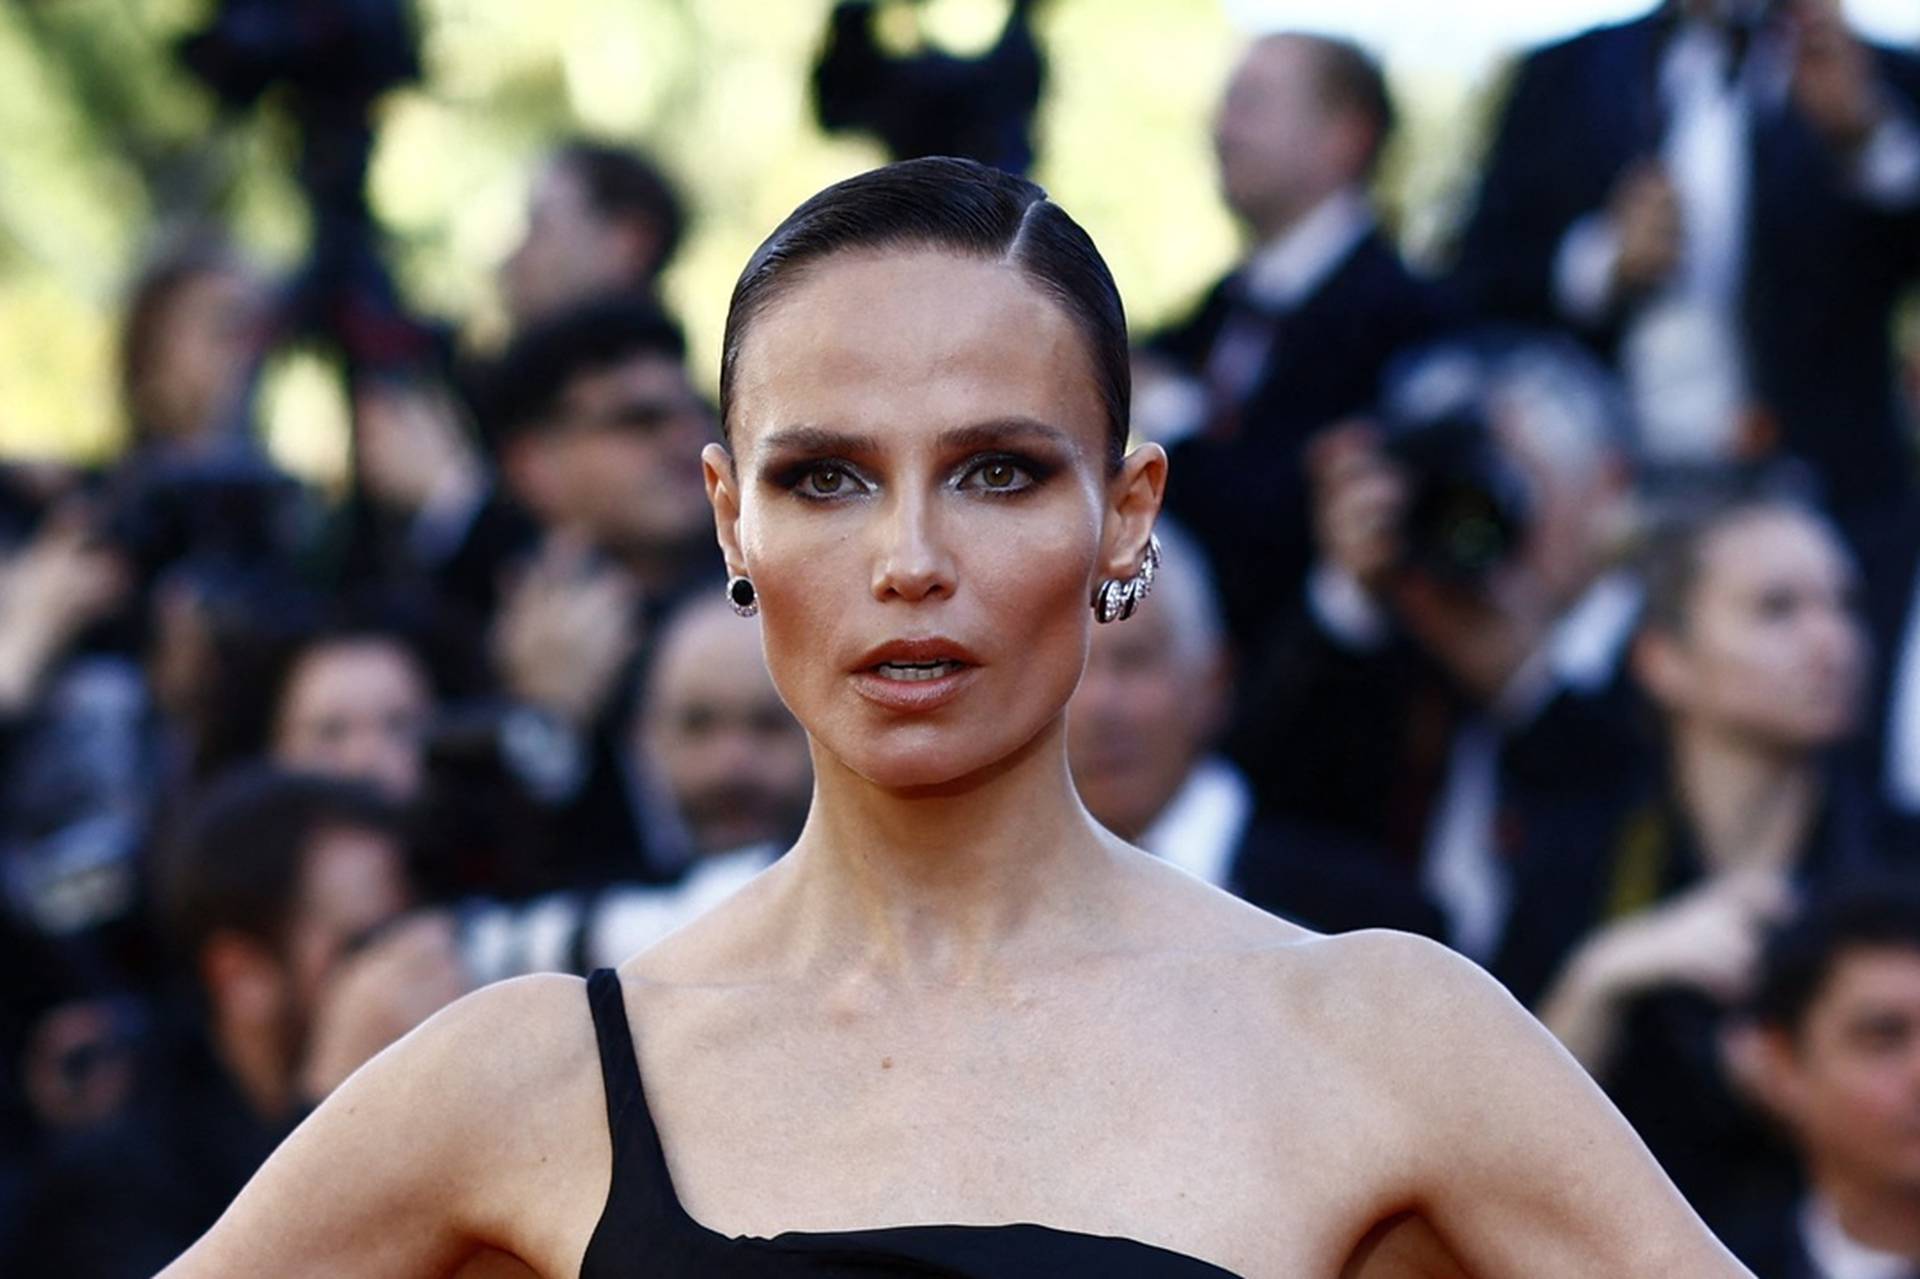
[{"x1": 870, "y1": 659, "x2": 970, "y2": 682}]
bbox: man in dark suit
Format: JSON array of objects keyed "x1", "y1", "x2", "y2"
[
  {"x1": 1450, "y1": 0, "x2": 1920, "y2": 526},
  {"x1": 1724, "y1": 880, "x2": 1920, "y2": 1278},
  {"x1": 1228, "y1": 335, "x2": 1649, "y2": 962},
  {"x1": 1138, "y1": 32, "x2": 1450, "y2": 655}
]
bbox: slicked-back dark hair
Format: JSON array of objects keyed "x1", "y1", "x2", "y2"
[
  {"x1": 719, "y1": 156, "x2": 1130, "y2": 472},
  {"x1": 1749, "y1": 877, "x2": 1920, "y2": 1039}
]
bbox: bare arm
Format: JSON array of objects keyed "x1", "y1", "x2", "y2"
[
  {"x1": 1340, "y1": 932, "x2": 1753, "y2": 1278},
  {"x1": 159, "y1": 974, "x2": 609, "y2": 1278}
]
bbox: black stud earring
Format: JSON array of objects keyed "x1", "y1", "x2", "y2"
[{"x1": 726, "y1": 575, "x2": 759, "y2": 617}]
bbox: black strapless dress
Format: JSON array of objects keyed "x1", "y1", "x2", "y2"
[{"x1": 578, "y1": 968, "x2": 1245, "y2": 1277}]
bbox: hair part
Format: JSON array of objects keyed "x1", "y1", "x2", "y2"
[{"x1": 719, "y1": 156, "x2": 1130, "y2": 473}]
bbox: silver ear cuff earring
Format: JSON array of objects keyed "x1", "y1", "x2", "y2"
[
  {"x1": 1092, "y1": 532, "x2": 1161, "y2": 624},
  {"x1": 726, "y1": 575, "x2": 759, "y2": 617}
]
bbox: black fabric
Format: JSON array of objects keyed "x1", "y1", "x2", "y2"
[
  {"x1": 1448, "y1": 10, "x2": 1920, "y2": 520},
  {"x1": 1492, "y1": 775, "x2": 1889, "y2": 1241},
  {"x1": 578, "y1": 969, "x2": 1244, "y2": 1278},
  {"x1": 7, "y1": 1007, "x2": 287, "y2": 1279}
]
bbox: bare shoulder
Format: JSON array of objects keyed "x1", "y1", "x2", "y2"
[
  {"x1": 161, "y1": 974, "x2": 610, "y2": 1278},
  {"x1": 1256, "y1": 931, "x2": 1751, "y2": 1277}
]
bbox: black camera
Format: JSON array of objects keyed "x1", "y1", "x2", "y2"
[
  {"x1": 1379, "y1": 347, "x2": 1534, "y2": 586},
  {"x1": 813, "y1": 0, "x2": 1047, "y2": 173}
]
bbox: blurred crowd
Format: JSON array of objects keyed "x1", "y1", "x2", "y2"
[{"x1": 5, "y1": 2, "x2": 1920, "y2": 1275}]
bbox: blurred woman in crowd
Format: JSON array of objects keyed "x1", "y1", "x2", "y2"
[{"x1": 1500, "y1": 491, "x2": 1881, "y2": 1233}]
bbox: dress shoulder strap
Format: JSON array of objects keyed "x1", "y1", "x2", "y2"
[{"x1": 582, "y1": 968, "x2": 687, "y2": 1244}]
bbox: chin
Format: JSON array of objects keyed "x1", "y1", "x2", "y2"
[{"x1": 829, "y1": 717, "x2": 1047, "y2": 794}]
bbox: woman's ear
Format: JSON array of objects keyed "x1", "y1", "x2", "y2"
[
  {"x1": 1099, "y1": 442, "x2": 1169, "y2": 579},
  {"x1": 704, "y1": 442, "x2": 746, "y2": 575}
]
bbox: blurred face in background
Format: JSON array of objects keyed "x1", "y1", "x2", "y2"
[
  {"x1": 501, "y1": 160, "x2": 654, "y2": 327},
  {"x1": 523, "y1": 352, "x2": 714, "y2": 559},
  {"x1": 283, "y1": 824, "x2": 415, "y2": 1025},
  {"x1": 130, "y1": 265, "x2": 266, "y2": 447},
  {"x1": 636, "y1": 598, "x2": 811, "y2": 856},
  {"x1": 1639, "y1": 508, "x2": 1867, "y2": 753},
  {"x1": 1068, "y1": 588, "x2": 1228, "y2": 841},
  {"x1": 1758, "y1": 946, "x2": 1920, "y2": 1199},
  {"x1": 272, "y1": 638, "x2": 433, "y2": 800},
  {"x1": 1213, "y1": 36, "x2": 1365, "y2": 238}
]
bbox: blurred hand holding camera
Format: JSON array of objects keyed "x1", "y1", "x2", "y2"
[
  {"x1": 295, "y1": 910, "x2": 471, "y2": 1104},
  {"x1": 1542, "y1": 869, "x2": 1794, "y2": 1071},
  {"x1": 1607, "y1": 162, "x2": 1682, "y2": 301},
  {"x1": 0, "y1": 509, "x2": 130, "y2": 714},
  {"x1": 1789, "y1": 0, "x2": 1885, "y2": 152},
  {"x1": 1307, "y1": 420, "x2": 1551, "y2": 706},
  {"x1": 491, "y1": 535, "x2": 640, "y2": 728},
  {"x1": 353, "y1": 380, "x2": 484, "y2": 518}
]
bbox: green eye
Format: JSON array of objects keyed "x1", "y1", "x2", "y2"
[{"x1": 806, "y1": 466, "x2": 845, "y2": 495}]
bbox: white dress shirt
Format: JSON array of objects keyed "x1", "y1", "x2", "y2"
[
  {"x1": 1136, "y1": 188, "x2": 1376, "y2": 446},
  {"x1": 1887, "y1": 558, "x2": 1920, "y2": 815},
  {"x1": 1802, "y1": 1194, "x2": 1920, "y2": 1279},
  {"x1": 1551, "y1": 21, "x2": 1920, "y2": 464},
  {"x1": 1137, "y1": 755, "x2": 1255, "y2": 890}
]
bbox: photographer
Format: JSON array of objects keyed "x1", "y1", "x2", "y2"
[
  {"x1": 1232, "y1": 334, "x2": 1645, "y2": 962},
  {"x1": 10, "y1": 768, "x2": 468, "y2": 1279},
  {"x1": 1138, "y1": 31, "x2": 1451, "y2": 653},
  {"x1": 1449, "y1": 0, "x2": 1920, "y2": 525}
]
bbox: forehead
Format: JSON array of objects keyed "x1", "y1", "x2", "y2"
[
  {"x1": 653, "y1": 609, "x2": 776, "y2": 705},
  {"x1": 1814, "y1": 946, "x2": 1920, "y2": 1016},
  {"x1": 729, "y1": 249, "x2": 1105, "y2": 460},
  {"x1": 1698, "y1": 511, "x2": 1849, "y2": 594},
  {"x1": 1229, "y1": 37, "x2": 1318, "y2": 102}
]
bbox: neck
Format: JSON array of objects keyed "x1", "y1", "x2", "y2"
[
  {"x1": 1815, "y1": 1176, "x2": 1920, "y2": 1260},
  {"x1": 209, "y1": 1006, "x2": 293, "y2": 1125},
  {"x1": 1670, "y1": 722, "x2": 1823, "y2": 873},
  {"x1": 776, "y1": 716, "x2": 1124, "y2": 987},
  {"x1": 1247, "y1": 184, "x2": 1351, "y2": 248}
]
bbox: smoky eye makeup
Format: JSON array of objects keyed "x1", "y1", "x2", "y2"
[
  {"x1": 764, "y1": 456, "x2": 874, "y2": 502},
  {"x1": 951, "y1": 450, "x2": 1060, "y2": 494}
]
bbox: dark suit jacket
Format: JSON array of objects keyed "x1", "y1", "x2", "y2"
[
  {"x1": 1151, "y1": 229, "x2": 1452, "y2": 653},
  {"x1": 1853, "y1": 502, "x2": 1920, "y2": 857},
  {"x1": 1449, "y1": 9, "x2": 1920, "y2": 520}
]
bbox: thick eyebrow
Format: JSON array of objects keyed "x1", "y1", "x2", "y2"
[
  {"x1": 936, "y1": 417, "x2": 1079, "y2": 455},
  {"x1": 754, "y1": 426, "x2": 882, "y2": 463},
  {"x1": 753, "y1": 417, "x2": 1077, "y2": 464}
]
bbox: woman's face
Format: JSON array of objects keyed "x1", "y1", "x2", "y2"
[
  {"x1": 273, "y1": 638, "x2": 433, "y2": 800},
  {"x1": 1646, "y1": 509, "x2": 1868, "y2": 751},
  {"x1": 711, "y1": 248, "x2": 1161, "y2": 791}
]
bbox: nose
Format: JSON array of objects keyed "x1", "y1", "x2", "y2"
[{"x1": 871, "y1": 488, "x2": 956, "y2": 604}]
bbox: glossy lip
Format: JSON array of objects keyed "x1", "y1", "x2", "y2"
[{"x1": 849, "y1": 636, "x2": 984, "y2": 714}]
